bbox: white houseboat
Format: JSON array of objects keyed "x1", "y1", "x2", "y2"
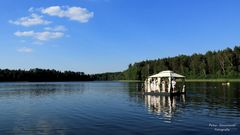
[{"x1": 144, "y1": 70, "x2": 186, "y2": 96}]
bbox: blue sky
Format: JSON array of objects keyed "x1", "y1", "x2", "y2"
[{"x1": 1, "y1": 0, "x2": 240, "y2": 74}]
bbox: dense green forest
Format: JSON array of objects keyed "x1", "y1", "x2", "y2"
[
  {"x1": 93, "y1": 46, "x2": 240, "y2": 80},
  {"x1": 0, "y1": 68, "x2": 93, "y2": 82},
  {"x1": 1, "y1": 46, "x2": 240, "y2": 82}
]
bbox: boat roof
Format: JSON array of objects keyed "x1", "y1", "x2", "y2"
[{"x1": 149, "y1": 70, "x2": 185, "y2": 78}]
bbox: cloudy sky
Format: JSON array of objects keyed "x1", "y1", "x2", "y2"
[{"x1": 1, "y1": 0, "x2": 240, "y2": 74}]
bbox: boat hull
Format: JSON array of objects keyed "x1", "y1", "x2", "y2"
[{"x1": 144, "y1": 91, "x2": 186, "y2": 96}]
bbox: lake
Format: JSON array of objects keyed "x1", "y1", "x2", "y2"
[{"x1": 0, "y1": 82, "x2": 239, "y2": 135}]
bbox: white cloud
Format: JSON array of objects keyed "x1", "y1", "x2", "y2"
[
  {"x1": 41, "y1": 6, "x2": 65, "y2": 17},
  {"x1": 41, "y1": 6, "x2": 94, "y2": 23},
  {"x1": 14, "y1": 31, "x2": 64, "y2": 41},
  {"x1": 15, "y1": 31, "x2": 34, "y2": 36},
  {"x1": 44, "y1": 25, "x2": 67, "y2": 31},
  {"x1": 35, "y1": 31, "x2": 64, "y2": 41},
  {"x1": 9, "y1": 13, "x2": 51, "y2": 27},
  {"x1": 17, "y1": 47, "x2": 33, "y2": 53},
  {"x1": 28, "y1": 7, "x2": 34, "y2": 12}
]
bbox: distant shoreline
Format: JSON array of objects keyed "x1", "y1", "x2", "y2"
[
  {"x1": 185, "y1": 79, "x2": 240, "y2": 82},
  {"x1": 0, "y1": 79, "x2": 240, "y2": 83},
  {"x1": 116, "y1": 80, "x2": 143, "y2": 82},
  {"x1": 117, "y1": 79, "x2": 240, "y2": 83}
]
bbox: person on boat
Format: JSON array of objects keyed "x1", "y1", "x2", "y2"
[
  {"x1": 162, "y1": 80, "x2": 166, "y2": 92},
  {"x1": 155, "y1": 79, "x2": 158, "y2": 92},
  {"x1": 150, "y1": 80, "x2": 154, "y2": 92},
  {"x1": 144, "y1": 79, "x2": 148, "y2": 91},
  {"x1": 172, "y1": 78, "x2": 176, "y2": 92}
]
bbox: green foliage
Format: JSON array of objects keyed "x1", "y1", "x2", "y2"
[
  {"x1": 0, "y1": 68, "x2": 93, "y2": 82},
  {"x1": 94, "y1": 46, "x2": 240, "y2": 80},
  {"x1": 91, "y1": 72, "x2": 124, "y2": 80}
]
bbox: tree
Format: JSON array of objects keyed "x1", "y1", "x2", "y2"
[{"x1": 93, "y1": 46, "x2": 240, "y2": 80}]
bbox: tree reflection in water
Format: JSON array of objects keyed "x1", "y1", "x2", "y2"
[{"x1": 0, "y1": 82, "x2": 86, "y2": 98}]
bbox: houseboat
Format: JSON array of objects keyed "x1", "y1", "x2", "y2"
[{"x1": 144, "y1": 70, "x2": 186, "y2": 96}]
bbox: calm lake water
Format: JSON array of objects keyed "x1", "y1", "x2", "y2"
[{"x1": 0, "y1": 82, "x2": 239, "y2": 135}]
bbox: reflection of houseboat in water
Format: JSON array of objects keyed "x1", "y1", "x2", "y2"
[
  {"x1": 144, "y1": 70, "x2": 186, "y2": 96},
  {"x1": 144, "y1": 94, "x2": 186, "y2": 118}
]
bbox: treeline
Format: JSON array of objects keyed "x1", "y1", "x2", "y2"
[
  {"x1": 94, "y1": 46, "x2": 240, "y2": 80},
  {"x1": 1, "y1": 46, "x2": 240, "y2": 82},
  {"x1": 0, "y1": 68, "x2": 93, "y2": 82},
  {"x1": 91, "y1": 72, "x2": 125, "y2": 80}
]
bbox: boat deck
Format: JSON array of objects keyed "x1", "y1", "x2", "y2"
[{"x1": 144, "y1": 91, "x2": 186, "y2": 96}]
